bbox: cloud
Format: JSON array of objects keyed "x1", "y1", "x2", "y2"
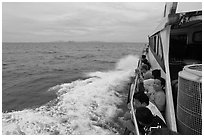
[{"x1": 2, "y1": 2, "x2": 166, "y2": 42}]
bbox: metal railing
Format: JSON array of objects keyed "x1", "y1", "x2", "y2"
[
  {"x1": 130, "y1": 73, "x2": 140, "y2": 135},
  {"x1": 129, "y1": 59, "x2": 141, "y2": 135}
]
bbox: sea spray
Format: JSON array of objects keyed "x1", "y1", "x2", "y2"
[
  {"x1": 116, "y1": 54, "x2": 139, "y2": 70},
  {"x1": 2, "y1": 55, "x2": 139, "y2": 135}
]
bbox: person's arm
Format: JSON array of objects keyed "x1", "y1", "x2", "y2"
[
  {"x1": 123, "y1": 111, "x2": 131, "y2": 120},
  {"x1": 149, "y1": 92, "x2": 155, "y2": 104},
  {"x1": 118, "y1": 117, "x2": 137, "y2": 134},
  {"x1": 154, "y1": 92, "x2": 165, "y2": 111},
  {"x1": 123, "y1": 120, "x2": 136, "y2": 134}
]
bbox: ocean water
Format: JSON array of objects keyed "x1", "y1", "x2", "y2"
[{"x1": 2, "y1": 42, "x2": 145, "y2": 135}]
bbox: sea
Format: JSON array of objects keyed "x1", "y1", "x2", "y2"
[{"x1": 2, "y1": 42, "x2": 145, "y2": 135}]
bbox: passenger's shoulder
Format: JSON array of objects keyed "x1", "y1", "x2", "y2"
[{"x1": 156, "y1": 90, "x2": 165, "y2": 95}]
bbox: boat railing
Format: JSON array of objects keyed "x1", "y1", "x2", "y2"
[{"x1": 129, "y1": 59, "x2": 141, "y2": 135}]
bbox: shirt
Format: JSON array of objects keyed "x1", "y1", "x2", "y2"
[{"x1": 147, "y1": 102, "x2": 165, "y2": 123}]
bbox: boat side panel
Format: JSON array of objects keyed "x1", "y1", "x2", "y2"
[
  {"x1": 160, "y1": 26, "x2": 177, "y2": 132},
  {"x1": 147, "y1": 26, "x2": 177, "y2": 132}
]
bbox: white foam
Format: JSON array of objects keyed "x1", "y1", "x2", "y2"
[
  {"x1": 116, "y1": 54, "x2": 139, "y2": 71},
  {"x1": 2, "y1": 55, "x2": 139, "y2": 135}
]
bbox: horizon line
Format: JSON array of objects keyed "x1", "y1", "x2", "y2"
[{"x1": 2, "y1": 40, "x2": 147, "y2": 44}]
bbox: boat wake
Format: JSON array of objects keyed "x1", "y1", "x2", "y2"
[{"x1": 2, "y1": 55, "x2": 139, "y2": 135}]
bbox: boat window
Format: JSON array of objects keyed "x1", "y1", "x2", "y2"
[
  {"x1": 169, "y1": 34, "x2": 187, "y2": 59},
  {"x1": 149, "y1": 37, "x2": 154, "y2": 48},
  {"x1": 193, "y1": 31, "x2": 202, "y2": 43},
  {"x1": 149, "y1": 34, "x2": 166, "y2": 72},
  {"x1": 157, "y1": 35, "x2": 163, "y2": 60},
  {"x1": 149, "y1": 36, "x2": 157, "y2": 53},
  {"x1": 153, "y1": 36, "x2": 157, "y2": 53}
]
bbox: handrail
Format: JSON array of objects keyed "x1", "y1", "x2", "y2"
[
  {"x1": 129, "y1": 59, "x2": 141, "y2": 135},
  {"x1": 130, "y1": 73, "x2": 140, "y2": 135}
]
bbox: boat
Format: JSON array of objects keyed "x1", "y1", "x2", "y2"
[{"x1": 129, "y1": 2, "x2": 202, "y2": 135}]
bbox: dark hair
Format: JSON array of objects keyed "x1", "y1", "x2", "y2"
[
  {"x1": 138, "y1": 81, "x2": 145, "y2": 93},
  {"x1": 142, "y1": 55, "x2": 146, "y2": 59},
  {"x1": 152, "y1": 69, "x2": 161, "y2": 79},
  {"x1": 133, "y1": 92, "x2": 149, "y2": 105},
  {"x1": 142, "y1": 59, "x2": 148, "y2": 64},
  {"x1": 142, "y1": 60, "x2": 151, "y2": 70},
  {"x1": 136, "y1": 107, "x2": 153, "y2": 125},
  {"x1": 148, "y1": 128, "x2": 179, "y2": 135},
  {"x1": 159, "y1": 77, "x2": 165, "y2": 88},
  {"x1": 141, "y1": 64, "x2": 149, "y2": 71}
]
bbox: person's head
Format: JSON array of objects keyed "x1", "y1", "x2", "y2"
[
  {"x1": 153, "y1": 79, "x2": 163, "y2": 91},
  {"x1": 142, "y1": 59, "x2": 148, "y2": 64},
  {"x1": 136, "y1": 107, "x2": 153, "y2": 126},
  {"x1": 142, "y1": 55, "x2": 146, "y2": 59},
  {"x1": 152, "y1": 69, "x2": 161, "y2": 79},
  {"x1": 142, "y1": 60, "x2": 151, "y2": 70},
  {"x1": 141, "y1": 64, "x2": 149, "y2": 73},
  {"x1": 133, "y1": 92, "x2": 149, "y2": 108},
  {"x1": 148, "y1": 128, "x2": 179, "y2": 135}
]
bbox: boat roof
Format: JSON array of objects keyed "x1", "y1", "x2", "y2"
[
  {"x1": 171, "y1": 10, "x2": 202, "y2": 29},
  {"x1": 176, "y1": 2, "x2": 202, "y2": 13},
  {"x1": 149, "y1": 9, "x2": 202, "y2": 37}
]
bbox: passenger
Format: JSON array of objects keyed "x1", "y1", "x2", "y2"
[
  {"x1": 133, "y1": 92, "x2": 149, "y2": 108},
  {"x1": 133, "y1": 92, "x2": 165, "y2": 123},
  {"x1": 122, "y1": 92, "x2": 150, "y2": 122},
  {"x1": 140, "y1": 64, "x2": 153, "y2": 80},
  {"x1": 150, "y1": 79, "x2": 166, "y2": 114},
  {"x1": 136, "y1": 107, "x2": 167, "y2": 135},
  {"x1": 141, "y1": 55, "x2": 148, "y2": 63},
  {"x1": 143, "y1": 78, "x2": 155, "y2": 96},
  {"x1": 133, "y1": 68, "x2": 145, "y2": 94},
  {"x1": 119, "y1": 92, "x2": 165, "y2": 134},
  {"x1": 152, "y1": 69, "x2": 166, "y2": 90},
  {"x1": 141, "y1": 55, "x2": 151, "y2": 70},
  {"x1": 133, "y1": 92, "x2": 165, "y2": 122},
  {"x1": 152, "y1": 69, "x2": 161, "y2": 79},
  {"x1": 143, "y1": 69, "x2": 166, "y2": 96},
  {"x1": 148, "y1": 128, "x2": 179, "y2": 135}
]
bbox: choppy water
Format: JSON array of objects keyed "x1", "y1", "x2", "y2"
[{"x1": 2, "y1": 42, "x2": 144, "y2": 135}]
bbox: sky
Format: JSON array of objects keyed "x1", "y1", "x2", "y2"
[{"x1": 2, "y1": 2, "x2": 202, "y2": 43}]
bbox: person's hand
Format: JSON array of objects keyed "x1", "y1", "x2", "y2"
[
  {"x1": 138, "y1": 77, "x2": 144, "y2": 83},
  {"x1": 127, "y1": 103, "x2": 131, "y2": 109},
  {"x1": 123, "y1": 120, "x2": 136, "y2": 134},
  {"x1": 118, "y1": 117, "x2": 125, "y2": 123}
]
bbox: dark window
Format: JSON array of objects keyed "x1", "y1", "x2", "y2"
[
  {"x1": 153, "y1": 36, "x2": 157, "y2": 53},
  {"x1": 149, "y1": 37, "x2": 154, "y2": 48},
  {"x1": 193, "y1": 31, "x2": 202, "y2": 43},
  {"x1": 149, "y1": 33, "x2": 165, "y2": 72},
  {"x1": 157, "y1": 35, "x2": 163, "y2": 60},
  {"x1": 170, "y1": 34, "x2": 187, "y2": 59}
]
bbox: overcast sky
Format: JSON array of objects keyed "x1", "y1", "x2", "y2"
[{"x1": 2, "y1": 2, "x2": 202, "y2": 42}]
